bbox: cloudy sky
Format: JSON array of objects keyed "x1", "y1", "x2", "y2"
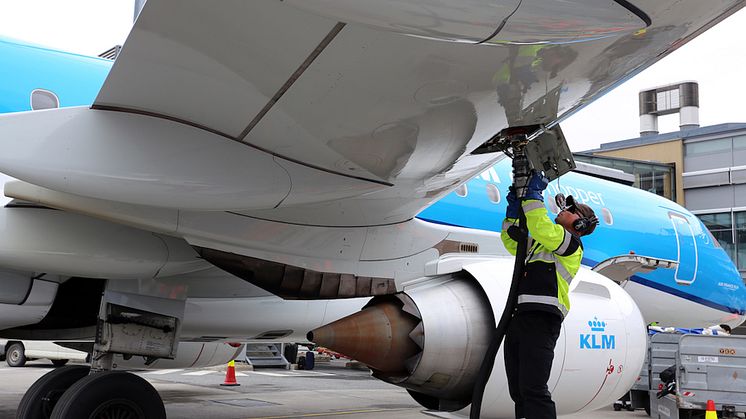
[{"x1": 1, "y1": 1, "x2": 745, "y2": 154}]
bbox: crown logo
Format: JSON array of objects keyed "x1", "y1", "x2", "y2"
[{"x1": 588, "y1": 317, "x2": 606, "y2": 332}]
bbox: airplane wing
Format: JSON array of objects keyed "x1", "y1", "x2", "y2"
[{"x1": 1, "y1": 0, "x2": 742, "y2": 228}]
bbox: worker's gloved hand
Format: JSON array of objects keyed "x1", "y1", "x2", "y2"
[
  {"x1": 506, "y1": 186, "x2": 519, "y2": 218},
  {"x1": 524, "y1": 171, "x2": 549, "y2": 202}
]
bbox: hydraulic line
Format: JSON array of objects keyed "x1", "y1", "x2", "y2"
[{"x1": 470, "y1": 148, "x2": 531, "y2": 418}]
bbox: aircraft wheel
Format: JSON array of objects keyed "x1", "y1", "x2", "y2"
[
  {"x1": 16, "y1": 365, "x2": 90, "y2": 419},
  {"x1": 51, "y1": 371, "x2": 166, "y2": 419},
  {"x1": 6, "y1": 343, "x2": 26, "y2": 367}
]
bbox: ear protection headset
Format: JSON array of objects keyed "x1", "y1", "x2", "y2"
[{"x1": 555, "y1": 194, "x2": 599, "y2": 236}]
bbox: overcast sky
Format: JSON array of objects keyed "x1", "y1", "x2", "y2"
[{"x1": 1, "y1": 1, "x2": 745, "y2": 154}]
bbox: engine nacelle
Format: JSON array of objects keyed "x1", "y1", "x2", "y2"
[
  {"x1": 310, "y1": 257, "x2": 647, "y2": 416},
  {"x1": 111, "y1": 342, "x2": 244, "y2": 370}
]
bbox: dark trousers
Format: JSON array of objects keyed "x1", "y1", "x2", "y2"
[{"x1": 504, "y1": 310, "x2": 562, "y2": 419}]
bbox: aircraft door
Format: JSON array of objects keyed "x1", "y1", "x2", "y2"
[{"x1": 668, "y1": 212, "x2": 698, "y2": 285}]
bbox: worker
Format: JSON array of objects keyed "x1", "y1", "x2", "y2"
[{"x1": 501, "y1": 171, "x2": 598, "y2": 419}]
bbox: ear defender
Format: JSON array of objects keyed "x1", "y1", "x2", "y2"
[{"x1": 573, "y1": 214, "x2": 599, "y2": 235}]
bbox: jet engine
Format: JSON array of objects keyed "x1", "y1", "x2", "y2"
[{"x1": 309, "y1": 258, "x2": 647, "y2": 417}]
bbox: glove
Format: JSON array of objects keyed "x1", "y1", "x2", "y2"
[
  {"x1": 524, "y1": 171, "x2": 549, "y2": 202},
  {"x1": 506, "y1": 186, "x2": 519, "y2": 219}
]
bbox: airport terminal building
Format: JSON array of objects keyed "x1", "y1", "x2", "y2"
[{"x1": 579, "y1": 82, "x2": 746, "y2": 281}]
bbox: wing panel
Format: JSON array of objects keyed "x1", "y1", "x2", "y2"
[{"x1": 94, "y1": 0, "x2": 340, "y2": 137}]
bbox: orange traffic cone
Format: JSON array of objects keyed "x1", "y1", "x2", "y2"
[
  {"x1": 220, "y1": 360, "x2": 240, "y2": 386},
  {"x1": 705, "y1": 400, "x2": 718, "y2": 419}
]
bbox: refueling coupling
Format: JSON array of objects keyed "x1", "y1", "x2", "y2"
[{"x1": 511, "y1": 147, "x2": 531, "y2": 199}]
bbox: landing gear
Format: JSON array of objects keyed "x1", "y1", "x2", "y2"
[
  {"x1": 51, "y1": 371, "x2": 166, "y2": 419},
  {"x1": 16, "y1": 366, "x2": 166, "y2": 419},
  {"x1": 16, "y1": 290, "x2": 184, "y2": 419},
  {"x1": 16, "y1": 365, "x2": 90, "y2": 419}
]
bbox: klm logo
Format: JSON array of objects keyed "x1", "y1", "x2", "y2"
[{"x1": 580, "y1": 317, "x2": 615, "y2": 350}]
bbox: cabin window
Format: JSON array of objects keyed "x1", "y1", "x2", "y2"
[
  {"x1": 30, "y1": 89, "x2": 60, "y2": 110},
  {"x1": 601, "y1": 208, "x2": 614, "y2": 225},
  {"x1": 486, "y1": 184, "x2": 500, "y2": 204},
  {"x1": 547, "y1": 195, "x2": 559, "y2": 214},
  {"x1": 455, "y1": 184, "x2": 468, "y2": 197}
]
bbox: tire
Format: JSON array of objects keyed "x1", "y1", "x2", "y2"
[
  {"x1": 51, "y1": 359, "x2": 69, "y2": 368},
  {"x1": 6, "y1": 343, "x2": 26, "y2": 367},
  {"x1": 16, "y1": 365, "x2": 90, "y2": 419},
  {"x1": 51, "y1": 371, "x2": 165, "y2": 419}
]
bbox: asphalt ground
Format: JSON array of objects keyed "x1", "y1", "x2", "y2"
[{"x1": 0, "y1": 359, "x2": 650, "y2": 419}]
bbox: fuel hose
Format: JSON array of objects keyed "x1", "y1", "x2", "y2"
[{"x1": 470, "y1": 156, "x2": 530, "y2": 418}]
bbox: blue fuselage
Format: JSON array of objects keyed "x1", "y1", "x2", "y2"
[{"x1": 420, "y1": 161, "x2": 746, "y2": 318}]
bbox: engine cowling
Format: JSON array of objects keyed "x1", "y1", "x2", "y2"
[
  {"x1": 309, "y1": 274, "x2": 494, "y2": 411},
  {"x1": 112, "y1": 342, "x2": 245, "y2": 370},
  {"x1": 309, "y1": 257, "x2": 647, "y2": 417}
]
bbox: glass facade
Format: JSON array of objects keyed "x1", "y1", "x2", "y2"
[
  {"x1": 685, "y1": 138, "x2": 731, "y2": 156},
  {"x1": 574, "y1": 154, "x2": 676, "y2": 201},
  {"x1": 699, "y1": 213, "x2": 736, "y2": 262},
  {"x1": 698, "y1": 211, "x2": 746, "y2": 274},
  {"x1": 737, "y1": 212, "x2": 746, "y2": 271}
]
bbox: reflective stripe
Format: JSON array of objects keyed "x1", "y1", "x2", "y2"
[
  {"x1": 556, "y1": 261, "x2": 574, "y2": 285},
  {"x1": 554, "y1": 231, "x2": 572, "y2": 255},
  {"x1": 517, "y1": 295, "x2": 568, "y2": 317},
  {"x1": 526, "y1": 250, "x2": 574, "y2": 285},
  {"x1": 517, "y1": 294, "x2": 560, "y2": 305},
  {"x1": 502, "y1": 220, "x2": 514, "y2": 231},
  {"x1": 522, "y1": 200, "x2": 544, "y2": 212},
  {"x1": 527, "y1": 251, "x2": 556, "y2": 264}
]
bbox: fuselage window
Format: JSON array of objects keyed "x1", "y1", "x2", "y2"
[
  {"x1": 30, "y1": 89, "x2": 60, "y2": 110},
  {"x1": 455, "y1": 184, "x2": 468, "y2": 197},
  {"x1": 486, "y1": 183, "x2": 500, "y2": 204},
  {"x1": 602, "y1": 208, "x2": 614, "y2": 225},
  {"x1": 547, "y1": 195, "x2": 559, "y2": 214}
]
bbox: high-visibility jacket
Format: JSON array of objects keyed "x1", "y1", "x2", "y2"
[{"x1": 500, "y1": 199, "x2": 583, "y2": 318}]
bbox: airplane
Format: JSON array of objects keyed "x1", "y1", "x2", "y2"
[{"x1": 1, "y1": 1, "x2": 745, "y2": 418}]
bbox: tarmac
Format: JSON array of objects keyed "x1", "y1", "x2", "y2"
[{"x1": 0, "y1": 359, "x2": 650, "y2": 419}]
